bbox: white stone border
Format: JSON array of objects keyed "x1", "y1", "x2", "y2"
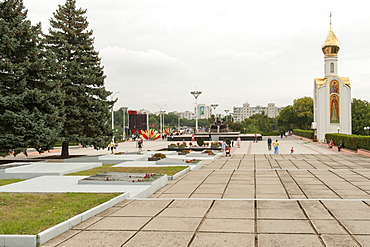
[
  {"x1": 133, "y1": 175, "x2": 168, "y2": 198},
  {"x1": 0, "y1": 192, "x2": 130, "y2": 247},
  {"x1": 168, "y1": 167, "x2": 190, "y2": 180}
]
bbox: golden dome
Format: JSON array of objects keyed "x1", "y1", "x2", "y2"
[{"x1": 322, "y1": 24, "x2": 340, "y2": 56}]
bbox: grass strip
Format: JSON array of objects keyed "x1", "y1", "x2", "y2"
[
  {"x1": 0, "y1": 192, "x2": 121, "y2": 235},
  {"x1": 66, "y1": 164, "x2": 189, "y2": 176},
  {"x1": 0, "y1": 179, "x2": 24, "y2": 186}
]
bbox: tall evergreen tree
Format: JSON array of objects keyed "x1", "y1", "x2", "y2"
[
  {"x1": 45, "y1": 0, "x2": 113, "y2": 157},
  {"x1": 0, "y1": 0, "x2": 64, "y2": 157}
]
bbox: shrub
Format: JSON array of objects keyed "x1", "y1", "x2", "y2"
[
  {"x1": 153, "y1": 153, "x2": 166, "y2": 159},
  {"x1": 197, "y1": 137, "x2": 204, "y2": 147},
  {"x1": 203, "y1": 150, "x2": 215, "y2": 155},
  {"x1": 293, "y1": 129, "x2": 314, "y2": 139},
  {"x1": 325, "y1": 133, "x2": 370, "y2": 151}
]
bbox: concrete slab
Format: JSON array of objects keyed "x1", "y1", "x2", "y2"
[
  {"x1": 110, "y1": 200, "x2": 171, "y2": 217},
  {"x1": 190, "y1": 233, "x2": 254, "y2": 247},
  {"x1": 98, "y1": 154, "x2": 149, "y2": 161},
  {"x1": 1, "y1": 162, "x2": 102, "y2": 179},
  {"x1": 321, "y1": 235, "x2": 359, "y2": 247},
  {"x1": 257, "y1": 219, "x2": 315, "y2": 234},
  {"x1": 207, "y1": 200, "x2": 254, "y2": 219},
  {"x1": 87, "y1": 216, "x2": 151, "y2": 231},
  {"x1": 199, "y1": 218, "x2": 254, "y2": 233},
  {"x1": 340, "y1": 220, "x2": 370, "y2": 234},
  {"x1": 311, "y1": 220, "x2": 347, "y2": 234},
  {"x1": 258, "y1": 234, "x2": 322, "y2": 247},
  {"x1": 123, "y1": 232, "x2": 193, "y2": 247},
  {"x1": 142, "y1": 217, "x2": 202, "y2": 231},
  {"x1": 56, "y1": 231, "x2": 134, "y2": 247}
]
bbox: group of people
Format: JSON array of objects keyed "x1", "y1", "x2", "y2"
[
  {"x1": 267, "y1": 137, "x2": 294, "y2": 154},
  {"x1": 328, "y1": 139, "x2": 344, "y2": 152}
]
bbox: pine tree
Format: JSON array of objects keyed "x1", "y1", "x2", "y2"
[
  {"x1": 0, "y1": 0, "x2": 64, "y2": 157},
  {"x1": 45, "y1": 0, "x2": 113, "y2": 157}
]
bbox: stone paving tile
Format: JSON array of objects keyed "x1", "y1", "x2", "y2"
[
  {"x1": 340, "y1": 220, "x2": 370, "y2": 234},
  {"x1": 257, "y1": 219, "x2": 315, "y2": 234},
  {"x1": 190, "y1": 232, "x2": 255, "y2": 247},
  {"x1": 199, "y1": 218, "x2": 254, "y2": 233},
  {"x1": 154, "y1": 193, "x2": 190, "y2": 198},
  {"x1": 322, "y1": 201, "x2": 370, "y2": 219},
  {"x1": 257, "y1": 234, "x2": 323, "y2": 247},
  {"x1": 142, "y1": 217, "x2": 202, "y2": 231},
  {"x1": 123, "y1": 232, "x2": 194, "y2": 247},
  {"x1": 72, "y1": 216, "x2": 104, "y2": 230},
  {"x1": 321, "y1": 234, "x2": 360, "y2": 247},
  {"x1": 299, "y1": 201, "x2": 333, "y2": 220},
  {"x1": 190, "y1": 193, "x2": 223, "y2": 198},
  {"x1": 110, "y1": 199, "x2": 171, "y2": 217},
  {"x1": 87, "y1": 216, "x2": 151, "y2": 231},
  {"x1": 353, "y1": 235, "x2": 370, "y2": 246},
  {"x1": 310, "y1": 220, "x2": 348, "y2": 234},
  {"x1": 257, "y1": 208, "x2": 306, "y2": 219},
  {"x1": 41, "y1": 230, "x2": 81, "y2": 247},
  {"x1": 158, "y1": 200, "x2": 212, "y2": 217},
  {"x1": 57, "y1": 231, "x2": 135, "y2": 247},
  {"x1": 207, "y1": 200, "x2": 254, "y2": 219}
]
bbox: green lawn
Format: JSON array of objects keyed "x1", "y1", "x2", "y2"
[
  {"x1": 67, "y1": 164, "x2": 189, "y2": 176},
  {"x1": 0, "y1": 179, "x2": 24, "y2": 186},
  {"x1": 0, "y1": 166, "x2": 189, "y2": 235},
  {"x1": 0, "y1": 192, "x2": 121, "y2": 235}
]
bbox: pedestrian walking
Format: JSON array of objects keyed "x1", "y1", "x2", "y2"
[
  {"x1": 290, "y1": 147, "x2": 294, "y2": 154},
  {"x1": 137, "y1": 138, "x2": 143, "y2": 152},
  {"x1": 221, "y1": 140, "x2": 227, "y2": 156},
  {"x1": 273, "y1": 140, "x2": 279, "y2": 154},
  {"x1": 237, "y1": 137, "x2": 241, "y2": 148},
  {"x1": 108, "y1": 141, "x2": 115, "y2": 154},
  {"x1": 267, "y1": 137, "x2": 272, "y2": 151}
]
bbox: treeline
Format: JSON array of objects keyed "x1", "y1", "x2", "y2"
[{"x1": 0, "y1": 0, "x2": 113, "y2": 157}]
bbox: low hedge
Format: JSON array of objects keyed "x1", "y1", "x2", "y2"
[
  {"x1": 293, "y1": 129, "x2": 314, "y2": 139},
  {"x1": 325, "y1": 133, "x2": 370, "y2": 151}
]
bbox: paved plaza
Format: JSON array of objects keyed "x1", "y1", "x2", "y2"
[{"x1": 2, "y1": 136, "x2": 370, "y2": 246}]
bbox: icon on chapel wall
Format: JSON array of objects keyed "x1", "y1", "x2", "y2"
[
  {"x1": 330, "y1": 80, "x2": 339, "y2": 94},
  {"x1": 330, "y1": 94, "x2": 340, "y2": 123}
]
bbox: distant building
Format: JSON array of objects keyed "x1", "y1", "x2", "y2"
[
  {"x1": 233, "y1": 103, "x2": 283, "y2": 122},
  {"x1": 138, "y1": 109, "x2": 150, "y2": 114},
  {"x1": 172, "y1": 111, "x2": 195, "y2": 120},
  {"x1": 197, "y1": 104, "x2": 212, "y2": 119}
]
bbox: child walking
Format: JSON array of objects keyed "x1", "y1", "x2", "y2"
[{"x1": 290, "y1": 147, "x2": 294, "y2": 154}]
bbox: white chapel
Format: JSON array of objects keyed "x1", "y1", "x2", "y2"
[{"x1": 313, "y1": 19, "x2": 352, "y2": 142}]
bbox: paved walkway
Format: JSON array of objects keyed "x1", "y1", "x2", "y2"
[{"x1": 29, "y1": 137, "x2": 370, "y2": 246}]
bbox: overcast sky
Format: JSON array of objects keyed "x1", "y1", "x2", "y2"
[{"x1": 23, "y1": 0, "x2": 370, "y2": 113}]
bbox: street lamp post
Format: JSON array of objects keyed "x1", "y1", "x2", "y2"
[
  {"x1": 211, "y1": 104, "x2": 218, "y2": 119},
  {"x1": 110, "y1": 91, "x2": 121, "y2": 141},
  {"x1": 153, "y1": 103, "x2": 166, "y2": 134},
  {"x1": 224, "y1": 109, "x2": 229, "y2": 120},
  {"x1": 191, "y1": 90, "x2": 202, "y2": 132},
  {"x1": 122, "y1": 107, "x2": 128, "y2": 140}
]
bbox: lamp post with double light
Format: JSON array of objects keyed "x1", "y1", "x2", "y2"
[
  {"x1": 191, "y1": 90, "x2": 202, "y2": 132},
  {"x1": 110, "y1": 91, "x2": 120, "y2": 140},
  {"x1": 121, "y1": 107, "x2": 128, "y2": 139},
  {"x1": 153, "y1": 103, "x2": 166, "y2": 134}
]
